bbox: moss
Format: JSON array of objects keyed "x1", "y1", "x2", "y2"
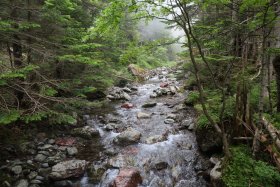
[{"x1": 222, "y1": 146, "x2": 280, "y2": 187}]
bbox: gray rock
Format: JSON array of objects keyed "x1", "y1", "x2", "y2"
[
  {"x1": 35, "y1": 176, "x2": 44, "y2": 181},
  {"x1": 114, "y1": 127, "x2": 141, "y2": 145},
  {"x1": 137, "y1": 112, "x2": 151, "y2": 119},
  {"x1": 54, "y1": 180, "x2": 73, "y2": 187},
  {"x1": 38, "y1": 168, "x2": 52, "y2": 177},
  {"x1": 123, "y1": 92, "x2": 131, "y2": 101},
  {"x1": 34, "y1": 154, "x2": 47, "y2": 162},
  {"x1": 15, "y1": 179, "x2": 28, "y2": 187},
  {"x1": 210, "y1": 157, "x2": 221, "y2": 165},
  {"x1": 28, "y1": 171, "x2": 38, "y2": 180},
  {"x1": 41, "y1": 163, "x2": 49, "y2": 168},
  {"x1": 154, "y1": 162, "x2": 169, "y2": 170},
  {"x1": 108, "y1": 155, "x2": 131, "y2": 168},
  {"x1": 29, "y1": 184, "x2": 40, "y2": 187},
  {"x1": 164, "y1": 118, "x2": 175, "y2": 124},
  {"x1": 188, "y1": 123, "x2": 195, "y2": 131},
  {"x1": 49, "y1": 160, "x2": 87, "y2": 180},
  {"x1": 58, "y1": 146, "x2": 67, "y2": 151},
  {"x1": 210, "y1": 161, "x2": 222, "y2": 182},
  {"x1": 145, "y1": 135, "x2": 165, "y2": 144},
  {"x1": 66, "y1": 147, "x2": 78, "y2": 156},
  {"x1": 11, "y1": 165, "x2": 22, "y2": 175},
  {"x1": 87, "y1": 162, "x2": 107, "y2": 182},
  {"x1": 48, "y1": 139, "x2": 56, "y2": 144},
  {"x1": 104, "y1": 123, "x2": 118, "y2": 131},
  {"x1": 27, "y1": 160, "x2": 33, "y2": 165},
  {"x1": 38, "y1": 144, "x2": 53, "y2": 150},
  {"x1": 122, "y1": 87, "x2": 132, "y2": 93},
  {"x1": 150, "y1": 93, "x2": 158, "y2": 98},
  {"x1": 30, "y1": 180, "x2": 42, "y2": 184},
  {"x1": 166, "y1": 113, "x2": 176, "y2": 120},
  {"x1": 169, "y1": 86, "x2": 177, "y2": 94},
  {"x1": 130, "y1": 86, "x2": 138, "y2": 91},
  {"x1": 38, "y1": 151, "x2": 50, "y2": 156},
  {"x1": 71, "y1": 126, "x2": 99, "y2": 139},
  {"x1": 3, "y1": 181, "x2": 11, "y2": 187},
  {"x1": 142, "y1": 102, "x2": 157, "y2": 108},
  {"x1": 181, "y1": 119, "x2": 192, "y2": 128}
]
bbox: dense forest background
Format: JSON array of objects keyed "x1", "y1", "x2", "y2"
[{"x1": 1, "y1": 0, "x2": 280, "y2": 186}]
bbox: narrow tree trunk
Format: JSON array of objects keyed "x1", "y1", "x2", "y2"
[
  {"x1": 273, "y1": 55, "x2": 280, "y2": 112},
  {"x1": 27, "y1": 0, "x2": 32, "y2": 64}
]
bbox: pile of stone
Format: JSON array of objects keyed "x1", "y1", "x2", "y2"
[
  {"x1": 107, "y1": 86, "x2": 137, "y2": 101},
  {"x1": 150, "y1": 83, "x2": 180, "y2": 98}
]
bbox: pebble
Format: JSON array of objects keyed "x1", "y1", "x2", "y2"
[
  {"x1": 15, "y1": 179, "x2": 28, "y2": 187},
  {"x1": 28, "y1": 171, "x2": 38, "y2": 180},
  {"x1": 35, "y1": 175, "x2": 44, "y2": 181},
  {"x1": 164, "y1": 118, "x2": 175, "y2": 124},
  {"x1": 38, "y1": 151, "x2": 50, "y2": 156},
  {"x1": 11, "y1": 165, "x2": 22, "y2": 175},
  {"x1": 34, "y1": 154, "x2": 47, "y2": 162},
  {"x1": 3, "y1": 181, "x2": 11, "y2": 187},
  {"x1": 188, "y1": 123, "x2": 195, "y2": 131},
  {"x1": 58, "y1": 146, "x2": 67, "y2": 151},
  {"x1": 41, "y1": 163, "x2": 49, "y2": 168},
  {"x1": 142, "y1": 102, "x2": 157, "y2": 108},
  {"x1": 166, "y1": 113, "x2": 177, "y2": 120},
  {"x1": 48, "y1": 139, "x2": 55, "y2": 144},
  {"x1": 30, "y1": 180, "x2": 42, "y2": 184},
  {"x1": 66, "y1": 147, "x2": 78, "y2": 156}
]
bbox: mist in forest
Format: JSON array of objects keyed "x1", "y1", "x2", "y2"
[{"x1": 138, "y1": 19, "x2": 184, "y2": 53}]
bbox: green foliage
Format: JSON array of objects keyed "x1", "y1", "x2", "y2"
[
  {"x1": 222, "y1": 146, "x2": 280, "y2": 187},
  {"x1": 263, "y1": 113, "x2": 280, "y2": 130},
  {"x1": 186, "y1": 91, "x2": 200, "y2": 105},
  {"x1": 0, "y1": 110, "x2": 21, "y2": 125},
  {"x1": 48, "y1": 111, "x2": 77, "y2": 125},
  {"x1": 40, "y1": 86, "x2": 58, "y2": 97},
  {"x1": 249, "y1": 84, "x2": 271, "y2": 113},
  {"x1": 0, "y1": 65, "x2": 39, "y2": 80},
  {"x1": 20, "y1": 112, "x2": 48, "y2": 124}
]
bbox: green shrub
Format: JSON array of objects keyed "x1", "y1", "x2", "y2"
[
  {"x1": 222, "y1": 146, "x2": 280, "y2": 187},
  {"x1": 185, "y1": 91, "x2": 200, "y2": 105}
]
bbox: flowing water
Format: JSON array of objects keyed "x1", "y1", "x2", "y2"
[{"x1": 75, "y1": 68, "x2": 208, "y2": 187}]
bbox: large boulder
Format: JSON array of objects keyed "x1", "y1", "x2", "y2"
[
  {"x1": 111, "y1": 168, "x2": 142, "y2": 187},
  {"x1": 114, "y1": 128, "x2": 141, "y2": 145},
  {"x1": 128, "y1": 64, "x2": 147, "y2": 79},
  {"x1": 49, "y1": 160, "x2": 87, "y2": 180},
  {"x1": 71, "y1": 126, "x2": 99, "y2": 139},
  {"x1": 195, "y1": 127, "x2": 222, "y2": 153}
]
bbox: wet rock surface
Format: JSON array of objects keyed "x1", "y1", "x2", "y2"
[
  {"x1": 111, "y1": 168, "x2": 142, "y2": 187},
  {"x1": 49, "y1": 160, "x2": 87, "y2": 180}
]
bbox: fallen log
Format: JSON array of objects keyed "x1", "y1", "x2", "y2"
[{"x1": 262, "y1": 117, "x2": 280, "y2": 150}]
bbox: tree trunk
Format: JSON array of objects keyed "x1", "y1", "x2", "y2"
[{"x1": 273, "y1": 55, "x2": 280, "y2": 112}]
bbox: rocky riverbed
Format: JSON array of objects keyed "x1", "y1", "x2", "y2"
[{"x1": 0, "y1": 67, "x2": 217, "y2": 187}]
